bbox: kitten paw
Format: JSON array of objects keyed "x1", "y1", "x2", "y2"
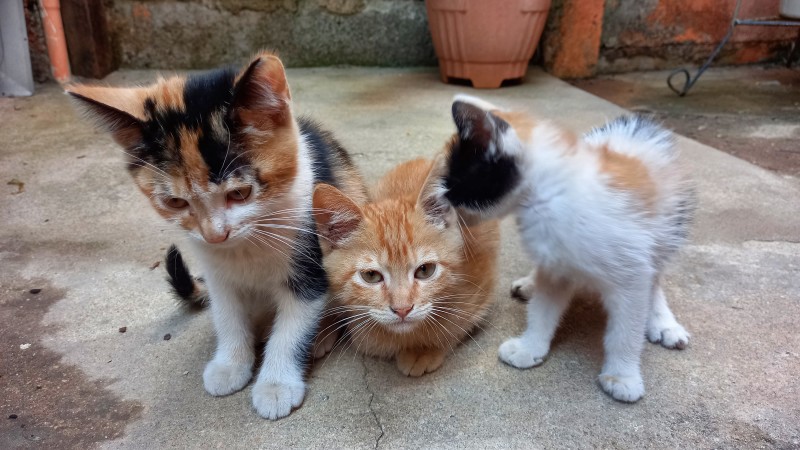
[
  {"x1": 646, "y1": 323, "x2": 690, "y2": 350},
  {"x1": 252, "y1": 380, "x2": 306, "y2": 420},
  {"x1": 396, "y1": 349, "x2": 445, "y2": 377},
  {"x1": 313, "y1": 329, "x2": 338, "y2": 359},
  {"x1": 598, "y1": 372, "x2": 644, "y2": 403},
  {"x1": 498, "y1": 337, "x2": 545, "y2": 369},
  {"x1": 203, "y1": 360, "x2": 253, "y2": 396},
  {"x1": 510, "y1": 274, "x2": 536, "y2": 302}
]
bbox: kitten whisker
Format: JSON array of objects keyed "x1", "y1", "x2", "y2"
[
  {"x1": 121, "y1": 151, "x2": 170, "y2": 179},
  {"x1": 332, "y1": 317, "x2": 375, "y2": 364},
  {"x1": 424, "y1": 316, "x2": 458, "y2": 357},
  {"x1": 315, "y1": 312, "x2": 372, "y2": 345},
  {"x1": 255, "y1": 224, "x2": 332, "y2": 242},
  {"x1": 428, "y1": 311, "x2": 487, "y2": 356},
  {"x1": 250, "y1": 229, "x2": 322, "y2": 268},
  {"x1": 432, "y1": 306, "x2": 496, "y2": 334},
  {"x1": 248, "y1": 231, "x2": 293, "y2": 261}
]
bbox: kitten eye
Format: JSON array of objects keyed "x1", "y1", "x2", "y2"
[
  {"x1": 414, "y1": 263, "x2": 437, "y2": 280},
  {"x1": 227, "y1": 186, "x2": 252, "y2": 202},
  {"x1": 165, "y1": 197, "x2": 188, "y2": 209},
  {"x1": 360, "y1": 270, "x2": 384, "y2": 284}
]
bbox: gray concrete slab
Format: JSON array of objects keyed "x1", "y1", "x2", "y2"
[{"x1": 1, "y1": 67, "x2": 798, "y2": 449}]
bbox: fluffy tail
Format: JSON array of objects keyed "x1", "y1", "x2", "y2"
[
  {"x1": 583, "y1": 115, "x2": 677, "y2": 164},
  {"x1": 165, "y1": 245, "x2": 208, "y2": 310}
]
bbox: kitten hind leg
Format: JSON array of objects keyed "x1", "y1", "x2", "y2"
[
  {"x1": 203, "y1": 283, "x2": 255, "y2": 397},
  {"x1": 598, "y1": 278, "x2": 651, "y2": 403},
  {"x1": 499, "y1": 270, "x2": 573, "y2": 369},
  {"x1": 646, "y1": 279, "x2": 690, "y2": 350},
  {"x1": 509, "y1": 268, "x2": 537, "y2": 301},
  {"x1": 396, "y1": 348, "x2": 446, "y2": 377},
  {"x1": 252, "y1": 291, "x2": 323, "y2": 420}
]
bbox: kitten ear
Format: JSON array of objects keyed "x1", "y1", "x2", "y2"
[
  {"x1": 451, "y1": 97, "x2": 509, "y2": 156},
  {"x1": 312, "y1": 184, "x2": 364, "y2": 251},
  {"x1": 66, "y1": 85, "x2": 145, "y2": 149},
  {"x1": 232, "y1": 52, "x2": 291, "y2": 129},
  {"x1": 417, "y1": 155, "x2": 455, "y2": 230}
]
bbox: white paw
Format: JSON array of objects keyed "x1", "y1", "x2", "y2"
[
  {"x1": 598, "y1": 372, "x2": 644, "y2": 403},
  {"x1": 203, "y1": 360, "x2": 253, "y2": 396},
  {"x1": 647, "y1": 323, "x2": 690, "y2": 350},
  {"x1": 509, "y1": 274, "x2": 536, "y2": 301},
  {"x1": 498, "y1": 337, "x2": 546, "y2": 369},
  {"x1": 252, "y1": 380, "x2": 306, "y2": 420}
]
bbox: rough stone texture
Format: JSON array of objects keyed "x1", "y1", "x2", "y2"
[
  {"x1": 1, "y1": 68, "x2": 799, "y2": 448},
  {"x1": 318, "y1": 0, "x2": 366, "y2": 15},
  {"x1": 599, "y1": 0, "x2": 798, "y2": 73},
  {"x1": 22, "y1": 0, "x2": 799, "y2": 78},
  {"x1": 107, "y1": 0, "x2": 436, "y2": 69}
]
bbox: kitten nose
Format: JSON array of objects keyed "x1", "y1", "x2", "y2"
[
  {"x1": 204, "y1": 229, "x2": 230, "y2": 244},
  {"x1": 391, "y1": 305, "x2": 413, "y2": 320}
]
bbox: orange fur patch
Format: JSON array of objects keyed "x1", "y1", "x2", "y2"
[
  {"x1": 600, "y1": 146, "x2": 657, "y2": 212},
  {"x1": 318, "y1": 158, "x2": 500, "y2": 362},
  {"x1": 66, "y1": 84, "x2": 149, "y2": 120},
  {"x1": 178, "y1": 127, "x2": 209, "y2": 184},
  {"x1": 151, "y1": 76, "x2": 186, "y2": 113},
  {"x1": 494, "y1": 110, "x2": 537, "y2": 142},
  {"x1": 250, "y1": 126, "x2": 299, "y2": 199}
]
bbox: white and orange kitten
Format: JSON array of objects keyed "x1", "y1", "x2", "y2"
[{"x1": 442, "y1": 95, "x2": 695, "y2": 402}]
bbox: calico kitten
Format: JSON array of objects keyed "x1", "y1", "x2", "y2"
[
  {"x1": 67, "y1": 52, "x2": 367, "y2": 419},
  {"x1": 312, "y1": 158, "x2": 499, "y2": 376},
  {"x1": 442, "y1": 95, "x2": 695, "y2": 402}
]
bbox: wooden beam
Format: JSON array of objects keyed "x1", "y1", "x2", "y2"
[{"x1": 61, "y1": 0, "x2": 117, "y2": 79}]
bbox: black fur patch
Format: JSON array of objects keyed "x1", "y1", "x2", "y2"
[
  {"x1": 285, "y1": 119, "x2": 349, "y2": 302},
  {"x1": 444, "y1": 102, "x2": 521, "y2": 210},
  {"x1": 294, "y1": 323, "x2": 319, "y2": 375},
  {"x1": 165, "y1": 245, "x2": 207, "y2": 310},
  {"x1": 138, "y1": 66, "x2": 248, "y2": 183},
  {"x1": 298, "y1": 117, "x2": 342, "y2": 185},
  {"x1": 286, "y1": 220, "x2": 329, "y2": 302}
]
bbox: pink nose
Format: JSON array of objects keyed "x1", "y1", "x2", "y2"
[
  {"x1": 391, "y1": 306, "x2": 414, "y2": 320},
  {"x1": 204, "y1": 230, "x2": 229, "y2": 244}
]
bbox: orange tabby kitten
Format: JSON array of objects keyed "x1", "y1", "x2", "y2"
[{"x1": 312, "y1": 158, "x2": 499, "y2": 376}]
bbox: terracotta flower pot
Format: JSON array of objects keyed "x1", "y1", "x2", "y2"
[{"x1": 426, "y1": 0, "x2": 551, "y2": 89}]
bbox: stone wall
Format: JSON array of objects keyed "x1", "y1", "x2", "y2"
[
  {"x1": 24, "y1": 0, "x2": 798, "y2": 80},
  {"x1": 598, "y1": 0, "x2": 797, "y2": 73},
  {"x1": 107, "y1": 0, "x2": 436, "y2": 69}
]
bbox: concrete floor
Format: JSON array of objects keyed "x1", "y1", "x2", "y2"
[
  {"x1": 572, "y1": 66, "x2": 800, "y2": 178},
  {"x1": 1, "y1": 67, "x2": 799, "y2": 449}
]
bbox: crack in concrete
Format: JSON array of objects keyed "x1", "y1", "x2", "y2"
[{"x1": 361, "y1": 356, "x2": 384, "y2": 449}]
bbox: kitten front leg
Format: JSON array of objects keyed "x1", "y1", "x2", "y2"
[
  {"x1": 252, "y1": 290, "x2": 323, "y2": 420},
  {"x1": 499, "y1": 271, "x2": 573, "y2": 368},
  {"x1": 598, "y1": 279, "x2": 651, "y2": 403},
  {"x1": 203, "y1": 281, "x2": 255, "y2": 396},
  {"x1": 396, "y1": 348, "x2": 446, "y2": 377},
  {"x1": 646, "y1": 279, "x2": 690, "y2": 350}
]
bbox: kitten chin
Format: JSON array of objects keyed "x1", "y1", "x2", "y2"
[{"x1": 314, "y1": 158, "x2": 500, "y2": 375}]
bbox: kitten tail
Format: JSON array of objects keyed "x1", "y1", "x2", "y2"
[{"x1": 165, "y1": 245, "x2": 208, "y2": 310}]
